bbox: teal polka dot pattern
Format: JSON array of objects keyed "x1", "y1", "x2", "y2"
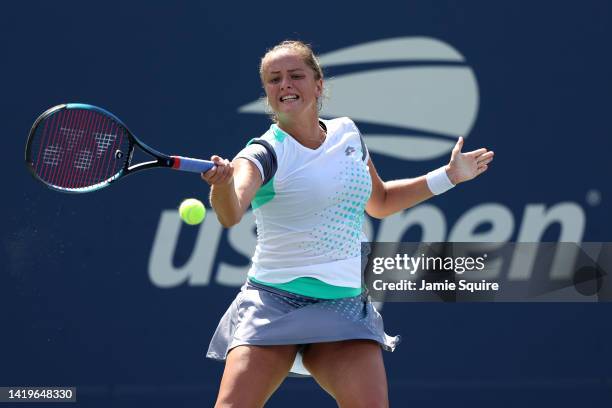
[{"x1": 308, "y1": 147, "x2": 372, "y2": 260}]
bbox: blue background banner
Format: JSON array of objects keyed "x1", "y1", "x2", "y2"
[{"x1": 2, "y1": 1, "x2": 611, "y2": 406}]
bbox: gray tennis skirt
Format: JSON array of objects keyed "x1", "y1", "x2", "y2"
[{"x1": 206, "y1": 280, "x2": 401, "y2": 376}]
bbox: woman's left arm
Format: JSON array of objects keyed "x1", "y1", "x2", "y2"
[{"x1": 365, "y1": 137, "x2": 494, "y2": 219}]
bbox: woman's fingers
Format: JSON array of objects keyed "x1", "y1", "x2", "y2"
[
  {"x1": 468, "y1": 148, "x2": 488, "y2": 158},
  {"x1": 450, "y1": 136, "x2": 464, "y2": 159},
  {"x1": 201, "y1": 156, "x2": 233, "y2": 186},
  {"x1": 476, "y1": 151, "x2": 495, "y2": 165}
]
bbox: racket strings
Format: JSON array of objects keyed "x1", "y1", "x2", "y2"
[{"x1": 30, "y1": 108, "x2": 130, "y2": 190}]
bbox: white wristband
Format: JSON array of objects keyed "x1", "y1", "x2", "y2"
[{"x1": 426, "y1": 166, "x2": 455, "y2": 195}]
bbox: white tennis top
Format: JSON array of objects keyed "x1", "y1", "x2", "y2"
[{"x1": 236, "y1": 117, "x2": 371, "y2": 288}]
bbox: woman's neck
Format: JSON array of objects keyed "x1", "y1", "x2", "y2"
[{"x1": 277, "y1": 112, "x2": 325, "y2": 149}]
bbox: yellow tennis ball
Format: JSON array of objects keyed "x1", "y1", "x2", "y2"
[{"x1": 179, "y1": 198, "x2": 206, "y2": 225}]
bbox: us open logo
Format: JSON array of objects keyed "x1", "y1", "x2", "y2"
[{"x1": 238, "y1": 37, "x2": 479, "y2": 161}]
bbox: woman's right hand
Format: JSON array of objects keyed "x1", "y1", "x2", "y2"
[
  {"x1": 203, "y1": 156, "x2": 263, "y2": 228},
  {"x1": 201, "y1": 155, "x2": 234, "y2": 187}
]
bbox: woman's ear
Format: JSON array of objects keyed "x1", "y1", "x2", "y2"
[{"x1": 315, "y1": 79, "x2": 323, "y2": 97}]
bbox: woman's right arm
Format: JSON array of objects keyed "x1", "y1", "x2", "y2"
[{"x1": 201, "y1": 155, "x2": 262, "y2": 228}]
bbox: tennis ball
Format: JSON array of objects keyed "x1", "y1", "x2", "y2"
[{"x1": 179, "y1": 198, "x2": 206, "y2": 225}]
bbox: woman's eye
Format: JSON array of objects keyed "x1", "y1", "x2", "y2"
[
  {"x1": 270, "y1": 78, "x2": 280, "y2": 83},
  {"x1": 292, "y1": 75, "x2": 304, "y2": 79}
]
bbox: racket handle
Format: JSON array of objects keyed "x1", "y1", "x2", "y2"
[{"x1": 171, "y1": 156, "x2": 214, "y2": 173}]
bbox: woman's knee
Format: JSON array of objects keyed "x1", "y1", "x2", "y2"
[{"x1": 334, "y1": 385, "x2": 389, "y2": 408}]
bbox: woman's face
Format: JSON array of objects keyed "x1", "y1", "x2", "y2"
[{"x1": 261, "y1": 50, "x2": 323, "y2": 120}]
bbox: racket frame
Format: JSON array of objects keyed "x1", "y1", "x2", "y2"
[{"x1": 25, "y1": 103, "x2": 204, "y2": 193}]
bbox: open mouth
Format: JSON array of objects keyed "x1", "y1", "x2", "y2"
[{"x1": 280, "y1": 94, "x2": 299, "y2": 102}]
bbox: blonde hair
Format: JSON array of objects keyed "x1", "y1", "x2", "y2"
[{"x1": 259, "y1": 40, "x2": 324, "y2": 83}]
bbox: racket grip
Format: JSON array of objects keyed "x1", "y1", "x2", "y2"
[{"x1": 171, "y1": 156, "x2": 214, "y2": 173}]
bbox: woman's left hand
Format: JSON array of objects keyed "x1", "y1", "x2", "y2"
[{"x1": 445, "y1": 137, "x2": 495, "y2": 185}]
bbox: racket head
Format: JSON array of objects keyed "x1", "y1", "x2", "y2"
[{"x1": 25, "y1": 103, "x2": 133, "y2": 193}]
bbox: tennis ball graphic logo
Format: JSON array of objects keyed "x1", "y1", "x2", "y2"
[{"x1": 239, "y1": 37, "x2": 479, "y2": 161}]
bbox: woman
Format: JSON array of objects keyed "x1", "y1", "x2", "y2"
[{"x1": 203, "y1": 40, "x2": 494, "y2": 407}]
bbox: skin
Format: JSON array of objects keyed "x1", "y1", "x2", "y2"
[{"x1": 202, "y1": 48, "x2": 495, "y2": 407}]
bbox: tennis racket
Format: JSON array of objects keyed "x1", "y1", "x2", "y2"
[{"x1": 25, "y1": 103, "x2": 214, "y2": 193}]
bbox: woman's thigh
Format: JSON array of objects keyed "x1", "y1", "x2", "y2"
[
  {"x1": 302, "y1": 340, "x2": 388, "y2": 408},
  {"x1": 215, "y1": 344, "x2": 300, "y2": 408}
]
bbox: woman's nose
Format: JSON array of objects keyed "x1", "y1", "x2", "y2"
[{"x1": 280, "y1": 77, "x2": 292, "y2": 89}]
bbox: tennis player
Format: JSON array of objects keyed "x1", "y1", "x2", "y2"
[{"x1": 203, "y1": 40, "x2": 494, "y2": 407}]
